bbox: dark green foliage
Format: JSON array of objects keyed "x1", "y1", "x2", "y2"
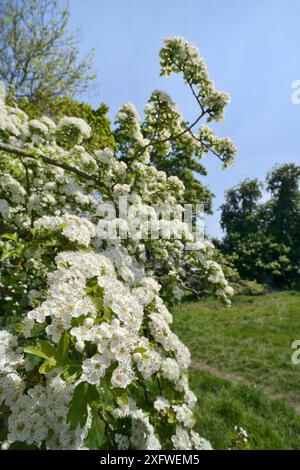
[
  {"x1": 19, "y1": 95, "x2": 116, "y2": 151},
  {"x1": 219, "y1": 164, "x2": 300, "y2": 288},
  {"x1": 85, "y1": 415, "x2": 106, "y2": 449},
  {"x1": 231, "y1": 279, "x2": 265, "y2": 296},
  {"x1": 67, "y1": 382, "x2": 100, "y2": 429},
  {"x1": 220, "y1": 178, "x2": 262, "y2": 238}
]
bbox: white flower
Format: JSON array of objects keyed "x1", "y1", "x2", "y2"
[
  {"x1": 0, "y1": 331, "x2": 24, "y2": 373},
  {"x1": 111, "y1": 365, "x2": 133, "y2": 388},
  {"x1": 82, "y1": 354, "x2": 109, "y2": 385},
  {"x1": 161, "y1": 358, "x2": 180, "y2": 382},
  {"x1": 191, "y1": 431, "x2": 212, "y2": 450},
  {"x1": 8, "y1": 412, "x2": 31, "y2": 443},
  {"x1": 58, "y1": 116, "x2": 91, "y2": 142},
  {"x1": 29, "y1": 119, "x2": 48, "y2": 135},
  {"x1": 0, "y1": 198, "x2": 10, "y2": 217},
  {"x1": 173, "y1": 404, "x2": 195, "y2": 427},
  {"x1": 46, "y1": 318, "x2": 68, "y2": 343},
  {"x1": 154, "y1": 396, "x2": 169, "y2": 413},
  {"x1": 34, "y1": 214, "x2": 96, "y2": 246},
  {"x1": 1, "y1": 441, "x2": 10, "y2": 450},
  {"x1": 40, "y1": 116, "x2": 56, "y2": 130},
  {"x1": 171, "y1": 426, "x2": 192, "y2": 450},
  {"x1": 115, "y1": 433, "x2": 130, "y2": 450},
  {"x1": 111, "y1": 339, "x2": 132, "y2": 363},
  {"x1": 234, "y1": 425, "x2": 249, "y2": 442}
]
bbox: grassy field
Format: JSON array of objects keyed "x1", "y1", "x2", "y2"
[{"x1": 172, "y1": 291, "x2": 300, "y2": 449}]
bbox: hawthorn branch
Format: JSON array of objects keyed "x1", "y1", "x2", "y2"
[
  {"x1": 0, "y1": 141, "x2": 95, "y2": 181},
  {"x1": 127, "y1": 56, "x2": 211, "y2": 163},
  {"x1": 186, "y1": 129, "x2": 226, "y2": 164},
  {"x1": 177, "y1": 278, "x2": 203, "y2": 298},
  {"x1": 129, "y1": 108, "x2": 208, "y2": 162}
]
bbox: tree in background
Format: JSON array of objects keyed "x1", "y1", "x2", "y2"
[
  {"x1": 220, "y1": 178, "x2": 263, "y2": 240},
  {"x1": 21, "y1": 95, "x2": 116, "y2": 152},
  {"x1": 0, "y1": 0, "x2": 96, "y2": 114},
  {"x1": 266, "y1": 163, "x2": 300, "y2": 245},
  {"x1": 219, "y1": 164, "x2": 300, "y2": 288},
  {"x1": 0, "y1": 0, "x2": 115, "y2": 151}
]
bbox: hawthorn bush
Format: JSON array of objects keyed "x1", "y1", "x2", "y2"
[{"x1": 0, "y1": 37, "x2": 236, "y2": 450}]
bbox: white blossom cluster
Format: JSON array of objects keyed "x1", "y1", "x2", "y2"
[
  {"x1": 160, "y1": 36, "x2": 230, "y2": 123},
  {"x1": 25, "y1": 249, "x2": 191, "y2": 388},
  {"x1": 158, "y1": 37, "x2": 237, "y2": 167},
  {"x1": 171, "y1": 426, "x2": 212, "y2": 450},
  {"x1": 34, "y1": 214, "x2": 96, "y2": 247},
  {"x1": 184, "y1": 240, "x2": 234, "y2": 303},
  {"x1": 0, "y1": 330, "x2": 24, "y2": 373},
  {"x1": 58, "y1": 116, "x2": 91, "y2": 144},
  {"x1": 0, "y1": 369, "x2": 91, "y2": 449},
  {"x1": 234, "y1": 426, "x2": 249, "y2": 443},
  {"x1": 1, "y1": 249, "x2": 209, "y2": 450},
  {"x1": 112, "y1": 398, "x2": 210, "y2": 451}
]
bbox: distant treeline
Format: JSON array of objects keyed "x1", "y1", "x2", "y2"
[{"x1": 216, "y1": 163, "x2": 300, "y2": 290}]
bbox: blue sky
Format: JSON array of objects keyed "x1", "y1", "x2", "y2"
[{"x1": 68, "y1": 0, "x2": 300, "y2": 237}]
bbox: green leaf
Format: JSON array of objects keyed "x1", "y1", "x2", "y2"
[
  {"x1": 24, "y1": 340, "x2": 55, "y2": 361},
  {"x1": 38, "y1": 357, "x2": 56, "y2": 374},
  {"x1": 134, "y1": 347, "x2": 146, "y2": 354},
  {"x1": 167, "y1": 409, "x2": 176, "y2": 424},
  {"x1": 36, "y1": 339, "x2": 57, "y2": 358},
  {"x1": 67, "y1": 382, "x2": 89, "y2": 429},
  {"x1": 67, "y1": 382, "x2": 99, "y2": 430},
  {"x1": 55, "y1": 331, "x2": 69, "y2": 365},
  {"x1": 85, "y1": 415, "x2": 105, "y2": 449},
  {"x1": 1, "y1": 233, "x2": 17, "y2": 241},
  {"x1": 98, "y1": 382, "x2": 115, "y2": 410},
  {"x1": 87, "y1": 382, "x2": 100, "y2": 405},
  {"x1": 25, "y1": 339, "x2": 57, "y2": 375},
  {"x1": 62, "y1": 364, "x2": 81, "y2": 381},
  {"x1": 116, "y1": 392, "x2": 128, "y2": 408}
]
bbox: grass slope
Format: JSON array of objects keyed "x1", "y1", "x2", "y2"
[{"x1": 173, "y1": 291, "x2": 300, "y2": 449}]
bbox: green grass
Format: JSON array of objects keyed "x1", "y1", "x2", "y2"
[
  {"x1": 190, "y1": 370, "x2": 300, "y2": 449},
  {"x1": 172, "y1": 291, "x2": 300, "y2": 449}
]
